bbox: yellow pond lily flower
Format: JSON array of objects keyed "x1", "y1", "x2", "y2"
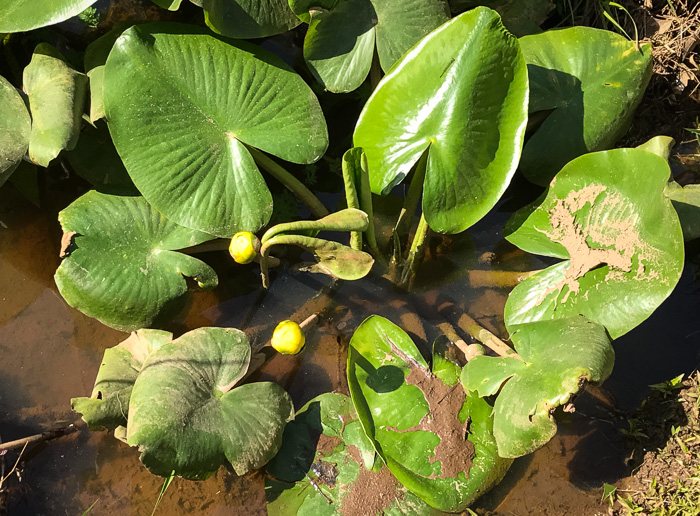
[
  {"x1": 271, "y1": 320, "x2": 305, "y2": 355},
  {"x1": 229, "y1": 231, "x2": 259, "y2": 264}
]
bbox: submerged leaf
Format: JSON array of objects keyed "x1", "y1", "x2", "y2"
[
  {"x1": 0, "y1": 0, "x2": 98, "y2": 32},
  {"x1": 127, "y1": 327, "x2": 294, "y2": 479},
  {"x1": 0, "y1": 75, "x2": 30, "y2": 187},
  {"x1": 71, "y1": 329, "x2": 172, "y2": 431},
  {"x1": 104, "y1": 23, "x2": 328, "y2": 237},
  {"x1": 462, "y1": 316, "x2": 614, "y2": 458},
  {"x1": 203, "y1": 0, "x2": 301, "y2": 39},
  {"x1": 519, "y1": 27, "x2": 653, "y2": 185},
  {"x1": 23, "y1": 44, "x2": 88, "y2": 167},
  {"x1": 55, "y1": 191, "x2": 218, "y2": 331},
  {"x1": 354, "y1": 7, "x2": 529, "y2": 234},
  {"x1": 347, "y1": 315, "x2": 511, "y2": 512},
  {"x1": 504, "y1": 148, "x2": 684, "y2": 339}
]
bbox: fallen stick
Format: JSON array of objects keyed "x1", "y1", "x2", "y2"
[{"x1": 0, "y1": 424, "x2": 79, "y2": 453}]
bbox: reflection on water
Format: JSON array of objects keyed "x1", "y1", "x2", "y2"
[{"x1": 1, "y1": 177, "x2": 699, "y2": 515}]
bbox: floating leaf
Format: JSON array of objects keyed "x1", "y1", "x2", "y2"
[
  {"x1": 266, "y1": 392, "x2": 439, "y2": 515},
  {"x1": 288, "y1": 0, "x2": 449, "y2": 93},
  {"x1": 23, "y1": 44, "x2": 88, "y2": 167},
  {"x1": 151, "y1": 0, "x2": 183, "y2": 9},
  {"x1": 637, "y1": 135, "x2": 675, "y2": 161},
  {"x1": 354, "y1": 7, "x2": 528, "y2": 234},
  {"x1": 504, "y1": 148, "x2": 684, "y2": 339},
  {"x1": 449, "y1": 0, "x2": 554, "y2": 36},
  {"x1": 461, "y1": 316, "x2": 614, "y2": 457},
  {"x1": 0, "y1": 75, "x2": 30, "y2": 187},
  {"x1": 104, "y1": 23, "x2": 328, "y2": 237},
  {"x1": 54, "y1": 191, "x2": 218, "y2": 332},
  {"x1": 71, "y1": 329, "x2": 172, "y2": 431},
  {"x1": 665, "y1": 182, "x2": 700, "y2": 242},
  {"x1": 0, "y1": 0, "x2": 98, "y2": 32},
  {"x1": 519, "y1": 27, "x2": 653, "y2": 185},
  {"x1": 203, "y1": 0, "x2": 301, "y2": 39},
  {"x1": 347, "y1": 315, "x2": 511, "y2": 512},
  {"x1": 127, "y1": 327, "x2": 294, "y2": 479}
]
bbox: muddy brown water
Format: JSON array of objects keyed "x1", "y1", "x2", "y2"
[{"x1": 1, "y1": 174, "x2": 699, "y2": 516}]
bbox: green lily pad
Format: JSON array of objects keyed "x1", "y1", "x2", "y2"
[
  {"x1": 0, "y1": 75, "x2": 30, "y2": 187},
  {"x1": 449, "y1": 0, "x2": 554, "y2": 36},
  {"x1": 354, "y1": 7, "x2": 529, "y2": 234},
  {"x1": 0, "y1": 0, "x2": 98, "y2": 32},
  {"x1": 266, "y1": 392, "x2": 439, "y2": 515},
  {"x1": 665, "y1": 182, "x2": 700, "y2": 242},
  {"x1": 127, "y1": 327, "x2": 294, "y2": 479},
  {"x1": 288, "y1": 0, "x2": 449, "y2": 93},
  {"x1": 104, "y1": 23, "x2": 328, "y2": 237},
  {"x1": 519, "y1": 27, "x2": 653, "y2": 185},
  {"x1": 72, "y1": 329, "x2": 172, "y2": 432},
  {"x1": 54, "y1": 191, "x2": 218, "y2": 332},
  {"x1": 203, "y1": 0, "x2": 301, "y2": 39},
  {"x1": 461, "y1": 316, "x2": 614, "y2": 458},
  {"x1": 347, "y1": 315, "x2": 511, "y2": 512},
  {"x1": 23, "y1": 44, "x2": 88, "y2": 167},
  {"x1": 504, "y1": 148, "x2": 684, "y2": 339}
]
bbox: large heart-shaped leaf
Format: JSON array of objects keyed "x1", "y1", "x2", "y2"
[
  {"x1": 54, "y1": 191, "x2": 218, "y2": 332},
  {"x1": 461, "y1": 316, "x2": 614, "y2": 458},
  {"x1": 504, "y1": 148, "x2": 684, "y2": 339},
  {"x1": 23, "y1": 44, "x2": 88, "y2": 167},
  {"x1": 0, "y1": 0, "x2": 98, "y2": 32},
  {"x1": 0, "y1": 75, "x2": 30, "y2": 187},
  {"x1": 449, "y1": 0, "x2": 554, "y2": 36},
  {"x1": 203, "y1": 0, "x2": 301, "y2": 39},
  {"x1": 665, "y1": 182, "x2": 700, "y2": 242},
  {"x1": 72, "y1": 329, "x2": 172, "y2": 432},
  {"x1": 266, "y1": 392, "x2": 439, "y2": 515},
  {"x1": 104, "y1": 23, "x2": 328, "y2": 237},
  {"x1": 518, "y1": 27, "x2": 653, "y2": 185},
  {"x1": 288, "y1": 0, "x2": 449, "y2": 93},
  {"x1": 354, "y1": 7, "x2": 529, "y2": 234},
  {"x1": 347, "y1": 315, "x2": 511, "y2": 512},
  {"x1": 127, "y1": 327, "x2": 294, "y2": 479}
]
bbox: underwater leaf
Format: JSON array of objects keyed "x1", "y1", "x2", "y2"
[
  {"x1": 127, "y1": 327, "x2": 294, "y2": 479},
  {"x1": 266, "y1": 392, "x2": 439, "y2": 515},
  {"x1": 504, "y1": 148, "x2": 684, "y2": 339},
  {"x1": 462, "y1": 316, "x2": 614, "y2": 458},
  {"x1": 665, "y1": 182, "x2": 700, "y2": 242},
  {"x1": 519, "y1": 27, "x2": 653, "y2": 185},
  {"x1": 104, "y1": 23, "x2": 328, "y2": 237},
  {"x1": 0, "y1": 75, "x2": 30, "y2": 187},
  {"x1": 71, "y1": 329, "x2": 172, "y2": 431},
  {"x1": 288, "y1": 0, "x2": 449, "y2": 93},
  {"x1": 23, "y1": 44, "x2": 88, "y2": 167},
  {"x1": 449, "y1": 0, "x2": 554, "y2": 36},
  {"x1": 54, "y1": 191, "x2": 218, "y2": 332},
  {"x1": 347, "y1": 315, "x2": 511, "y2": 512},
  {"x1": 354, "y1": 7, "x2": 528, "y2": 234},
  {"x1": 203, "y1": 0, "x2": 301, "y2": 39},
  {"x1": 0, "y1": 0, "x2": 98, "y2": 32}
]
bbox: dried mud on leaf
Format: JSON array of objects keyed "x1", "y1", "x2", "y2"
[{"x1": 505, "y1": 148, "x2": 684, "y2": 339}]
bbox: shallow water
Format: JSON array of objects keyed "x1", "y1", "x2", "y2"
[{"x1": 1, "y1": 171, "x2": 699, "y2": 516}]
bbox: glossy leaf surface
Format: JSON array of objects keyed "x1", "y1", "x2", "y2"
[
  {"x1": 354, "y1": 7, "x2": 529, "y2": 233},
  {"x1": 203, "y1": 0, "x2": 300, "y2": 39},
  {"x1": 23, "y1": 44, "x2": 87, "y2": 167},
  {"x1": 347, "y1": 315, "x2": 511, "y2": 512},
  {"x1": 71, "y1": 329, "x2": 171, "y2": 431},
  {"x1": 266, "y1": 392, "x2": 438, "y2": 515},
  {"x1": 55, "y1": 191, "x2": 218, "y2": 332},
  {"x1": 104, "y1": 23, "x2": 328, "y2": 237},
  {"x1": 128, "y1": 327, "x2": 294, "y2": 479},
  {"x1": 0, "y1": 0, "x2": 98, "y2": 32},
  {"x1": 0, "y1": 75, "x2": 30, "y2": 187},
  {"x1": 519, "y1": 27, "x2": 653, "y2": 185},
  {"x1": 289, "y1": 0, "x2": 449, "y2": 92},
  {"x1": 462, "y1": 316, "x2": 614, "y2": 457},
  {"x1": 504, "y1": 148, "x2": 684, "y2": 339}
]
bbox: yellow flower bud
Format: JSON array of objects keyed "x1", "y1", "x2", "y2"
[
  {"x1": 229, "y1": 231, "x2": 259, "y2": 264},
  {"x1": 271, "y1": 320, "x2": 305, "y2": 355}
]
